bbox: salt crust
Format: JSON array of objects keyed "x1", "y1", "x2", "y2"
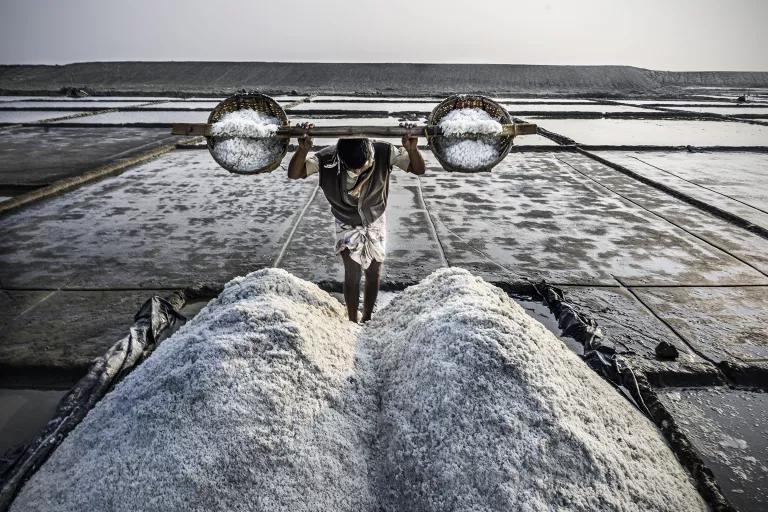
[
  {"x1": 12, "y1": 268, "x2": 705, "y2": 512},
  {"x1": 210, "y1": 110, "x2": 284, "y2": 171}
]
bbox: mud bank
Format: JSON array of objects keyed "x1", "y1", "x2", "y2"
[{"x1": 2, "y1": 62, "x2": 767, "y2": 96}]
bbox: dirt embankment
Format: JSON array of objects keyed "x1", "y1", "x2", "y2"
[{"x1": 1, "y1": 62, "x2": 767, "y2": 97}]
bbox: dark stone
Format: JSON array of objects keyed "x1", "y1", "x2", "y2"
[{"x1": 655, "y1": 340, "x2": 679, "y2": 360}]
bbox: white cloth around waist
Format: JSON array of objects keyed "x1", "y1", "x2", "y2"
[{"x1": 334, "y1": 213, "x2": 386, "y2": 270}]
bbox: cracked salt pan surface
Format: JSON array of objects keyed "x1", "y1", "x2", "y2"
[
  {"x1": 141, "y1": 101, "x2": 221, "y2": 110},
  {"x1": 493, "y1": 97, "x2": 598, "y2": 103},
  {"x1": 659, "y1": 387, "x2": 768, "y2": 511},
  {"x1": 11, "y1": 268, "x2": 705, "y2": 511},
  {"x1": 0, "y1": 96, "x2": 178, "y2": 102},
  {"x1": 310, "y1": 96, "x2": 442, "y2": 102}
]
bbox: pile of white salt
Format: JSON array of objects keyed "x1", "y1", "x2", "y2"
[
  {"x1": 365, "y1": 268, "x2": 705, "y2": 511},
  {"x1": 437, "y1": 108, "x2": 502, "y2": 171},
  {"x1": 11, "y1": 268, "x2": 706, "y2": 512},
  {"x1": 11, "y1": 269, "x2": 378, "y2": 512},
  {"x1": 209, "y1": 109, "x2": 284, "y2": 172}
]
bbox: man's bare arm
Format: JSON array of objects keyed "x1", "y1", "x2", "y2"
[
  {"x1": 401, "y1": 123, "x2": 426, "y2": 175},
  {"x1": 407, "y1": 146, "x2": 426, "y2": 175},
  {"x1": 287, "y1": 122, "x2": 314, "y2": 179}
]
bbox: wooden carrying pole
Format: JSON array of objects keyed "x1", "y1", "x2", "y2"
[{"x1": 171, "y1": 123, "x2": 538, "y2": 138}]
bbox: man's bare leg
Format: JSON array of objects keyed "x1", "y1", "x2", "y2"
[
  {"x1": 361, "y1": 260, "x2": 382, "y2": 323},
  {"x1": 341, "y1": 249, "x2": 362, "y2": 322}
]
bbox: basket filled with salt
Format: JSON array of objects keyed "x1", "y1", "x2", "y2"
[
  {"x1": 428, "y1": 94, "x2": 514, "y2": 173},
  {"x1": 206, "y1": 93, "x2": 289, "y2": 174}
]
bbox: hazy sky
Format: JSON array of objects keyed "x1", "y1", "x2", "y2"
[{"x1": 1, "y1": 0, "x2": 767, "y2": 70}]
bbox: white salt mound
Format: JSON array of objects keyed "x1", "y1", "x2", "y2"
[
  {"x1": 437, "y1": 108, "x2": 502, "y2": 170},
  {"x1": 13, "y1": 268, "x2": 706, "y2": 512},
  {"x1": 442, "y1": 139, "x2": 499, "y2": 170},
  {"x1": 365, "y1": 268, "x2": 705, "y2": 512},
  {"x1": 438, "y1": 107, "x2": 502, "y2": 136},
  {"x1": 11, "y1": 269, "x2": 378, "y2": 512},
  {"x1": 210, "y1": 109, "x2": 283, "y2": 172},
  {"x1": 210, "y1": 109, "x2": 281, "y2": 139}
]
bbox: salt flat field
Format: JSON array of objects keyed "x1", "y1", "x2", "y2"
[
  {"x1": 52, "y1": 110, "x2": 210, "y2": 124},
  {"x1": 665, "y1": 106, "x2": 768, "y2": 116},
  {"x1": 0, "y1": 100, "x2": 159, "y2": 108},
  {"x1": 1, "y1": 88, "x2": 767, "y2": 511},
  {"x1": 531, "y1": 117, "x2": 768, "y2": 146},
  {"x1": 0, "y1": 111, "x2": 89, "y2": 123}
]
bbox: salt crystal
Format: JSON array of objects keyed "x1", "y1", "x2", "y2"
[{"x1": 718, "y1": 436, "x2": 748, "y2": 450}]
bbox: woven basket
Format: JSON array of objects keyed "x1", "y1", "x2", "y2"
[
  {"x1": 207, "y1": 93, "x2": 289, "y2": 174},
  {"x1": 427, "y1": 94, "x2": 513, "y2": 173}
]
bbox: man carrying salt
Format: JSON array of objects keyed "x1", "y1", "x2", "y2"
[{"x1": 288, "y1": 124, "x2": 426, "y2": 323}]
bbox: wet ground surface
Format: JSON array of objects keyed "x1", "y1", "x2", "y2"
[
  {"x1": 0, "y1": 389, "x2": 66, "y2": 455},
  {"x1": 1, "y1": 91, "x2": 767, "y2": 510},
  {"x1": 658, "y1": 387, "x2": 768, "y2": 512},
  {"x1": 0, "y1": 126, "x2": 182, "y2": 188},
  {"x1": 0, "y1": 151, "x2": 315, "y2": 289},
  {"x1": 0, "y1": 111, "x2": 88, "y2": 123},
  {"x1": 0, "y1": 289, "x2": 175, "y2": 376},
  {"x1": 530, "y1": 118, "x2": 768, "y2": 146},
  {"x1": 593, "y1": 151, "x2": 768, "y2": 231},
  {"x1": 634, "y1": 287, "x2": 768, "y2": 367}
]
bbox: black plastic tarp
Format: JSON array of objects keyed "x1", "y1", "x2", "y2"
[
  {"x1": 0, "y1": 295, "x2": 186, "y2": 511},
  {"x1": 539, "y1": 284, "x2": 652, "y2": 418}
]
